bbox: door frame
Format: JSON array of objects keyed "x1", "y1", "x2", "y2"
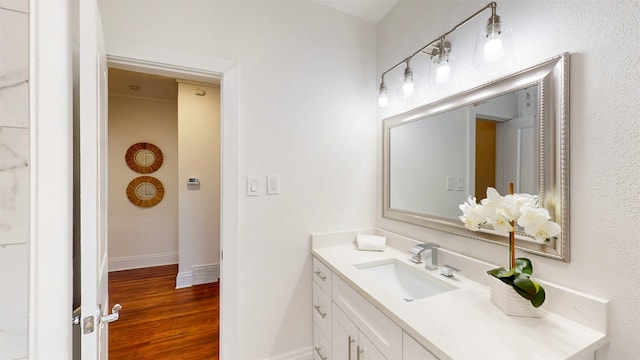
[{"x1": 29, "y1": 28, "x2": 241, "y2": 357}]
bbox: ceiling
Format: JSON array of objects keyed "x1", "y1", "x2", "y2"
[
  {"x1": 108, "y1": 1, "x2": 398, "y2": 99},
  {"x1": 108, "y1": 68, "x2": 179, "y2": 101},
  {"x1": 310, "y1": 0, "x2": 398, "y2": 23}
]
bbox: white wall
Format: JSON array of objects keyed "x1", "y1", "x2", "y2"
[
  {"x1": 0, "y1": 2, "x2": 29, "y2": 358},
  {"x1": 99, "y1": 2, "x2": 377, "y2": 358},
  {"x1": 377, "y1": 1, "x2": 640, "y2": 359},
  {"x1": 177, "y1": 82, "x2": 220, "y2": 287},
  {"x1": 107, "y1": 95, "x2": 179, "y2": 270}
]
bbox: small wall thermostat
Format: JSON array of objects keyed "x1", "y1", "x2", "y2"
[{"x1": 187, "y1": 177, "x2": 200, "y2": 185}]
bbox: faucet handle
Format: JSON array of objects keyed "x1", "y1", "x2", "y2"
[
  {"x1": 408, "y1": 245, "x2": 424, "y2": 264},
  {"x1": 440, "y1": 264, "x2": 460, "y2": 277}
]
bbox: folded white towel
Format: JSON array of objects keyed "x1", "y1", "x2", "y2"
[{"x1": 356, "y1": 233, "x2": 387, "y2": 251}]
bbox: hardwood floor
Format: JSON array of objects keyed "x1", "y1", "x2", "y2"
[{"x1": 108, "y1": 265, "x2": 219, "y2": 359}]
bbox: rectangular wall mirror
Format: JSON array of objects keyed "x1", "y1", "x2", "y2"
[{"x1": 383, "y1": 53, "x2": 570, "y2": 261}]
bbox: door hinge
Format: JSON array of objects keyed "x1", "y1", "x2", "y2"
[{"x1": 83, "y1": 316, "x2": 95, "y2": 334}]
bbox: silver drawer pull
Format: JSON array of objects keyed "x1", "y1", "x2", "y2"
[
  {"x1": 314, "y1": 269, "x2": 327, "y2": 281},
  {"x1": 357, "y1": 345, "x2": 363, "y2": 360},
  {"x1": 314, "y1": 304, "x2": 327, "y2": 319},
  {"x1": 314, "y1": 346, "x2": 327, "y2": 360}
]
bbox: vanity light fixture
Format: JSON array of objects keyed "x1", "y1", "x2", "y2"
[{"x1": 377, "y1": 2, "x2": 511, "y2": 107}]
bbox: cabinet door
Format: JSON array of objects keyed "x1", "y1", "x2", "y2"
[
  {"x1": 402, "y1": 332, "x2": 439, "y2": 360},
  {"x1": 357, "y1": 334, "x2": 386, "y2": 360},
  {"x1": 332, "y1": 303, "x2": 358, "y2": 360}
]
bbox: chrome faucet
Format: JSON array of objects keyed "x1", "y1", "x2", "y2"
[{"x1": 408, "y1": 243, "x2": 440, "y2": 270}]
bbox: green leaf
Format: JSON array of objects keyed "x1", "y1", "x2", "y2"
[
  {"x1": 497, "y1": 268, "x2": 516, "y2": 278},
  {"x1": 515, "y1": 258, "x2": 533, "y2": 276},
  {"x1": 486, "y1": 267, "x2": 506, "y2": 277},
  {"x1": 512, "y1": 284, "x2": 533, "y2": 300},
  {"x1": 513, "y1": 274, "x2": 538, "y2": 295},
  {"x1": 531, "y1": 285, "x2": 546, "y2": 307}
]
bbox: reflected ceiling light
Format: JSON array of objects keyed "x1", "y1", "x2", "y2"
[
  {"x1": 377, "y1": 2, "x2": 510, "y2": 108},
  {"x1": 402, "y1": 59, "x2": 415, "y2": 98}
]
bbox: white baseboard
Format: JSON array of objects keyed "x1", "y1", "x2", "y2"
[
  {"x1": 108, "y1": 252, "x2": 178, "y2": 272},
  {"x1": 193, "y1": 263, "x2": 220, "y2": 285},
  {"x1": 175, "y1": 263, "x2": 220, "y2": 289},
  {"x1": 265, "y1": 347, "x2": 313, "y2": 360},
  {"x1": 175, "y1": 271, "x2": 193, "y2": 289}
]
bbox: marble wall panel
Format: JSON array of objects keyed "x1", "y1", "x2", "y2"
[
  {"x1": 0, "y1": 7, "x2": 29, "y2": 128},
  {"x1": 0, "y1": 127, "x2": 29, "y2": 245},
  {"x1": 0, "y1": 0, "x2": 28, "y2": 13},
  {"x1": 0, "y1": 3, "x2": 29, "y2": 359}
]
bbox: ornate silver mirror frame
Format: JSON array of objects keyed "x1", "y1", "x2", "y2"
[{"x1": 383, "y1": 53, "x2": 570, "y2": 261}]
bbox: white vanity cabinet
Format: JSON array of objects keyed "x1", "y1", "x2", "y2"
[{"x1": 312, "y1": 256, "x2": 403, "y2": 360}]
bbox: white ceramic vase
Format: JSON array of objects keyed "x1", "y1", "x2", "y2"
[{"x1": 489, "y1": 277, "x2": 541, "y2": 318}]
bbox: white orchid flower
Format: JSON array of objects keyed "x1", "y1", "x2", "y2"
[
  {"x1": 459, "y1": 187, "x2": 561, "y2": 242},
  {"x1": 525, "y1": 220, "x2": 561, "y2": 242},
  {"x1": 517, "y1": 206, "x2": 551, "y2": 228},
  {"x1": 488, "y1": 212, "x2": 513, "y2": 234},
  {"x1": 459, "y1": 195, "x2": 486, "y2": 231}
]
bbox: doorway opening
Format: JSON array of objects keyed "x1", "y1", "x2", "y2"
[{"x1": 106, "y1": 67, "x2": 221, "y2": 358}]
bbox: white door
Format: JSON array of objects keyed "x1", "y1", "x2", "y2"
[
  {"x1": 496, "y1": 115, "x2": 536, "y2": 194},
  {"x1": 79, "y1": 1, "x2": 116, "y2": 358}
]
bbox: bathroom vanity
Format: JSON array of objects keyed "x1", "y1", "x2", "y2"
[{"x1": 311, "y1": 229, "x2": 608, "y2": 360}]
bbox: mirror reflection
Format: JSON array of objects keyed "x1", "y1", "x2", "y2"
[
  {"x1": 389, "y1": 86, "x2": 538, "y2": 220},
  {"x1": 135, "y1": 182, "x2": 157, "y2": 200},
  {"x1": 134, "y1": 149, "x2": 156, "y2": 168}
]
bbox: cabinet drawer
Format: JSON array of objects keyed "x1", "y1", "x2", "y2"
[
  {"x1": 313, "y1": 282, "x2": 332, "y2": 339},
  {"x1": 314, "y1": 324, "x2": 332, "y2": 360},
  {"x1": 332, "y1": 276, "x2": 402, "y2": 360},
  {"x1": 313, "y1": 257, "x2": 332, "y2": 294}
]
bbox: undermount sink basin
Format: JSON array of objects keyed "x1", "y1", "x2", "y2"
[{"x1": 354, "y1": 259, "x2": 456, "y2": 301}]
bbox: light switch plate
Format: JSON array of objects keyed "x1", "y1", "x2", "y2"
[
  {"x1": 446, "y1": 176, "x2": 454, "y2": 191},
  {"x1": 247, "y1": 176, "x2": 259, "y2": 196},
  {"x1": 456, "y1": 176, "x2": 464, "y2": 191}
]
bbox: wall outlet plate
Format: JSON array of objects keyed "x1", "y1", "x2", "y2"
[{"x1": 267, "y1": 175, "x2": 280, "y2": 195}]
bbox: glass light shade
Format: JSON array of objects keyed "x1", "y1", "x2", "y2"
[
  {"x1": 435, "y1": 62, "x2": 451, "y2": 84},
  {"x1": 378, "y1": 92, "x2": 388, "y2": 108},
  {"x1": 472, "y1": 21, "x2": 515, "y2": 73},
  {"x1": 378, "y1": 81, "x2": 388, "y2": 108},
  {"x1": 402, "y1": 65, "x2": 415, "y2": 98},
  {"x1": 483, "y1": 37, "x2": 504, "y2": 63},
  {"x1": 403, "y1": 81, "x2": 415, "y2": 98}
]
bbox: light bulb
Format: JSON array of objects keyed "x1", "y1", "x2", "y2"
[
  {"x1": 483, "y1": 37, "x2": 504, "y2": 63},
  {"x1": 403, "y1": 81, "x2": 414, "y2": 98},
  {"x1": 378, "y1": 93, "x2": 388, "y2": 108},
  {"x1": 378, "y1": 80, "x2": 388, "y2": 108},
  {"x1": 436, "y1": 62, "x2": 451, "y2": 84},
  {"x1": 403, "y1": 64, "x2": 414, "y2": 98}
]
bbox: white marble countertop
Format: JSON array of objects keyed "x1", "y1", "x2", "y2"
[{"x1": 312, "y1": 234, "x2": 608, "y2": 360}]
